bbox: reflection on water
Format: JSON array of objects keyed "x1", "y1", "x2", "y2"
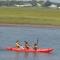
[
  {"x1": 13, "y1": 51, "x2": 53, "y2": 60},
  {"x1": 15, "y1": 52, "x2": 20, "y2": 60},
  {"x1": 24, "y1": 52, "x2": 30, "y2": 58}
]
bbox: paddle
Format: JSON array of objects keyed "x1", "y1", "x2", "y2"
[
  {"x1": 37, "y1": 38, "x2": 39, "y2": 45},
  {"x1": 36, "y1": 38, "x2": 39, "y2": 48}
]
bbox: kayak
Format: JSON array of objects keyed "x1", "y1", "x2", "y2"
[{"x1": 6, "y1": 47, "x2": 54, "y2": 53}]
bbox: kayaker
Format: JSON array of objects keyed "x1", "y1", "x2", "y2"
[
  {"x1": 16, "y1": 40, "x2": 20, "y2": 48},
  {"x1": 33, "y1": 43, "x2": 38, "y2": 50},
  {"x1": 24, "y1": 41, "x2": 30, "y2": 49}
]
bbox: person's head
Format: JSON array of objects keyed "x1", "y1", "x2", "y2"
[
  {"x1": 16, "y1": 40, "x2": 19, "y2": 43},
  {"x1": 24, "y1": 41, "x2": 28, "y2": 44}
]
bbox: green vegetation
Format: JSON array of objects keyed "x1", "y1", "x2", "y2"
[{"x1": 0, "y1": 7, "x2": 60, "y2": 26}]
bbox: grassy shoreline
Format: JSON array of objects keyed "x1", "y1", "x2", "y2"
[{"x1": 0, "y1": 7, "x2": 60, "y2": 26}]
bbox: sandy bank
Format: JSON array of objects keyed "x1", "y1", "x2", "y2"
[{"x1": 0, "y1": 24, "x2": 60, "y2": 28}]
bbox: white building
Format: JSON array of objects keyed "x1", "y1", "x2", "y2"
[{"x1": 49, "y1": 4, "x2": 57, "y2": 8}]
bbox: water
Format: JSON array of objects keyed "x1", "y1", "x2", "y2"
[{"x1": 0, "y1": 26, "x2": 60, "y2": 60}]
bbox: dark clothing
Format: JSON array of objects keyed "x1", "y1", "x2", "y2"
[
  {"x1": 24, "y1": 41, "x2": 29, "y2": 49},
  {"x1": 33, "y1": 43, "x2": 38, "y2": 50},
  {"x1": 25, "y1": 44, "x2": 29, "y2": 49}
]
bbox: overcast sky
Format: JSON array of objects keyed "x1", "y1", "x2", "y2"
[{"x1": 0, "y1": 0, "x2": 60, "y2": 3}]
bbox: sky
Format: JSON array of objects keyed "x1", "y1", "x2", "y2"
[{"x1": 0, "y1": 0, "x2": 60, "y2": 3}]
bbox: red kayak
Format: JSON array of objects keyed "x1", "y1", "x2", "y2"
[{"x1": 6, "y1": 47, "x2": 54, "y2": 53}]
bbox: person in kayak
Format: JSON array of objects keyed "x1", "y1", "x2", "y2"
[
  {"x1": 24, "y1": 41, "x2": 30, "y2": 49},
  {"x1": 33, "y1": 43, "x2": 38, "y2": 50},
  {"x1": 16, "y1": 40, "x2": 20, "y2": 48}
]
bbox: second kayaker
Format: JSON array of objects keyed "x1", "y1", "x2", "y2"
[{"x1": 24, "y1": 41, "x2": 30, "y2": 49}]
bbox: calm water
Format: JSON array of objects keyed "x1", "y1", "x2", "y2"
[{"x1": 0, "y1": 26, "x2": 60, "y2": 60}]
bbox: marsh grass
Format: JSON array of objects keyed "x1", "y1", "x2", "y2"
[{"x1": 0, "y1": 7, "x2": 60, "y2": 25}]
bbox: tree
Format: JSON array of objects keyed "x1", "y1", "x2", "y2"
[
  {"x1": 43, "y1": 0, "x2": 51, "y2": 7},
  {"x1": 31, "y1": 0, "x2": 37, "y2": 6}
]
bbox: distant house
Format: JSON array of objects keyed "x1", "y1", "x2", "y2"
[
  {"x1": 43, "y1": 0, "x2": 60, "y2": 8},
  {"x1": 48, "y1": 4, "x2": 57, "y2": 8},
  {"x1": 48, "y1": 2, "x2": 60, "y2": 9},
  {"x1": 15, "y1": 3, "x2": 32, "y2": 7}
]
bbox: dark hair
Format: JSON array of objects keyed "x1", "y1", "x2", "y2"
[
  {"x1": 16, "y1": 40, "x2": 19, "y2": 42},
  {"x1": 24, "y1": 41, "x2": 28, "y2": 44},
  {"x1": 34, "y1": 43, "x2": 37, "y2": 46}
]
